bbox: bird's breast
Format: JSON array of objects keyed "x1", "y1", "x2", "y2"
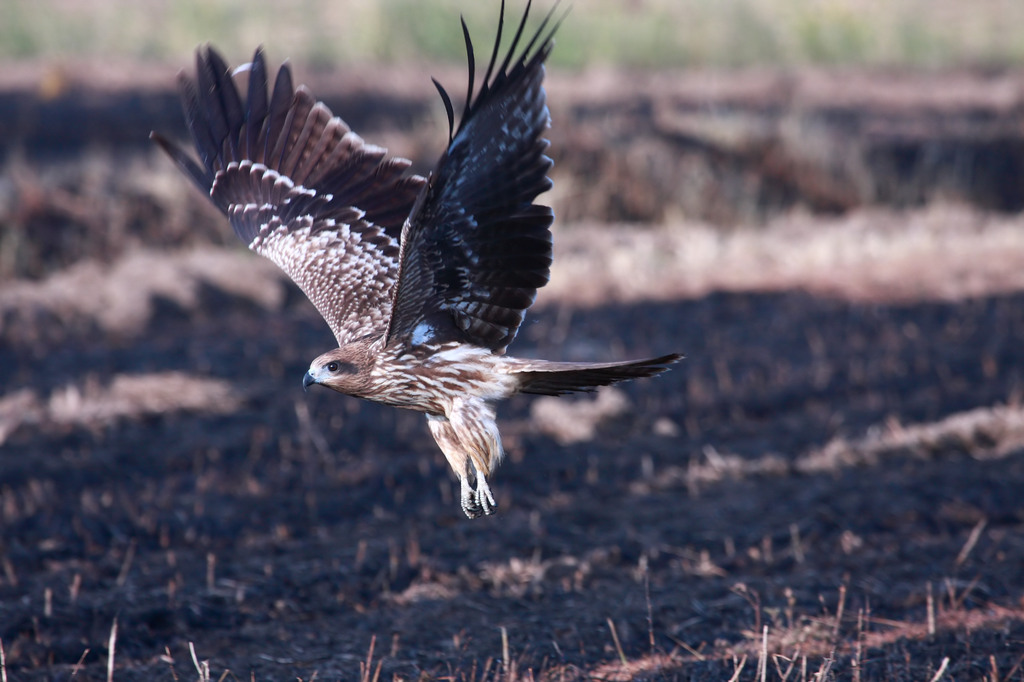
[{"x1": 362, "y1": 343, "x2": 516, "y2": 413}]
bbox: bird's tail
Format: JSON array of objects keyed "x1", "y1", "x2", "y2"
[{"x1": 514, "y1": 354, "x2": 682, "y2": 396}]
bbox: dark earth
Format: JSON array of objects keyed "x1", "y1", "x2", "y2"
[{"x1": 1, "y1": 64, "x2": 1023, "y2": 680}]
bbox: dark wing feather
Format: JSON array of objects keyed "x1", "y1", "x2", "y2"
[
  {"x1": 152, "y1": 47, "x2": 426, "y2": 345},
  {"x1": 386, "y1": 1, "x2": 562, "y2": 354}
]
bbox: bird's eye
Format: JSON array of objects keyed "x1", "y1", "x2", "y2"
[{"x1": 327, "y1": 362, "x2": 339, "y2": 372}]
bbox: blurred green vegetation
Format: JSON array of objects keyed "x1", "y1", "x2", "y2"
[{"x1": 1, "y1": 0, "x2": 1023, "y2": 68}]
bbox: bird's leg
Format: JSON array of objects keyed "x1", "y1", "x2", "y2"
[
  {"x1": 473, "y1": 470, "x2": 496, "y2": 516},
  {"x1": 426, "y1": 401, "x2": 502, "y2": 519},
  {"x1": 459, "y1": 460, "x2": 495, "y2": 519},
  {"x1": 460, "y1": 474, "x2": 482, "y2": 519}
]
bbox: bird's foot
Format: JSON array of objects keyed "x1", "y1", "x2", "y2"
[
  {"x1": 460, "y1": 474, "x2": 497, "y2": 519},
  {"x1": 476, "y1": 477, "x2": 497, "y2": 516}
]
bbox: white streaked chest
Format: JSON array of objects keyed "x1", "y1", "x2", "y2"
[{"x1": 365, "y1": 343, "x2": 518, "y2": 413}]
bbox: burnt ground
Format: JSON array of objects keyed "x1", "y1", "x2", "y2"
[
  {"x1": 2, "y1": 266, "x2": 1024, "y2": 681},
  {"x1": 1, "y1": 65, "x2": 1024, "y2": 680}
]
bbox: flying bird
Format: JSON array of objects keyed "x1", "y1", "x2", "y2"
[{"x1": 152, "y1": 1, "x2": 680, "y2": 519}]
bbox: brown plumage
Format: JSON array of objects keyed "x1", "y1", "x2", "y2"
[{"x1": 152, "y1": 1, "x2": 681, "y2": 519}]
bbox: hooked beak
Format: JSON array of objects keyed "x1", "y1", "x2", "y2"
[{"x1": 302, "y1": 371, "x2": 317, "y2": 392}]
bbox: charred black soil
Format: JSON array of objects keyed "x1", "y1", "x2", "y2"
[{"x1": 2, "y1": 279, "x2": 1023, "y2": 680}]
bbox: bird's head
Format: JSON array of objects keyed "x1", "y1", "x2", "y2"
[{"x1": 303, "y1": 345, "x2": 371, "y2": 396}]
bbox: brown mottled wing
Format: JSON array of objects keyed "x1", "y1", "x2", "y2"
[
  {"x1": 386, "y1": 1, "x2": 560, "y2": 354},
  {"x1": 152, "y1": 47, "x2": 426, "y2": 345}
]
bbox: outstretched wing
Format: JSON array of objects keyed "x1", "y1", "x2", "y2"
[
  {"x1": 153, "y1": 47, "x2": 426, "y2": 345},
  {"x1": 386, "y1": 0, "x2": 561, "y2": 354}
]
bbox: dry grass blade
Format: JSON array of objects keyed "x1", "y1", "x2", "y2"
[
  {"x1": 163, "y1": 646, "x2": 179, "y2": 682},
  {"x1": 927, "y1": 582, "x2": 936, "y2": 638},
  {"x1": 1005, "y1": 652, "x2": 1024, "y2": 680},
  {"x1": 950, "y1": 574, "x2": 984, "y2": 611},
  {"x1": 644, "y1": 572, "x2": 656, "y2": 655},
  {"x1": 607, "y1": 618, "x2": 628, "y2": 667},
  {"x1": 359, "y1": 635, "x2": 382, "y2": 682},
  {"x1": 928, "y1": 656, "x2": 950, "y2": 682},
  {"x1": 190, "y1": 642, "x2": 210, "y2": 682},
  {"x1": 814, "y1": 650, "x2": 835, "y2": 681},
  {"x1": 2, "y1": 559, "x2": 17, "y2": 588},
  {"x1": 116, "y1": 539, "x2": 137, "y2": 587},
  {"x1": 0, "y1": 638, "x2": 6, "y2": 682},
  {"x1": 726, "y1": 655, "x2": 747, "y2": 682},
  {"x1": 772, "y1": 652, "x2": 798, "y2": 682},
  {"x1": 500, "y1": 626, "x2": 513, "y2": 681},
  {"x1": 854, "y1": 609, "x2": 865, "y2": 682},
  {"x1": 833, "y1": 585, "x2": 847, "y2": 641},
  {"x1": 757, "y1": 626, "x2": 768, "y2": 682},
  {"x1": 106, "y1": 619, "x2": 117, "y2": 682},
  {"x1": 667, "y1": 635, "x2": 705, "y2": 661},
  {"x1": 955, "y1": 519, "x2": 988, "y2": 567},
  {"x1": 69, "y1": 649, "x2": 89, "y2": 679}
]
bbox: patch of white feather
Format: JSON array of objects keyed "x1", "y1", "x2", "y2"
[
  {"x1": 411, "y1": 322, "x2": 434, "y2": 345},
  {"x1": 432, "y1": 344, "x2": 493, "y2": 364}
]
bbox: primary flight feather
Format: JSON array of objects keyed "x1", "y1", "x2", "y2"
[{"x1": 153, "y1": 1, "x2": 680, "y2": 519}]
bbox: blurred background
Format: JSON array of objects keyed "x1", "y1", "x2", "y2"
[
  {"x1": 3, "y1": 0, "x2": 1024, "y2": 67},
  {"x1": 2, "y1": 1, "x2": 1024, "y2": 680},
  {"x1": 3, "y1": 0, "x2": 1024, "y2": 282}
]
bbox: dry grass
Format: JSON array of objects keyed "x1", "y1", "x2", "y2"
[
  {"x1": 121, "y1": 590, "x2": 1024, "y2": 681},
  {"x1": 0, "y1": 371, "x2": 241, "y2": 444},
  {"x1": 0, "y1": 247, "x2": 282, "y2": 340},
  {"x1": 4, "y1": 202, "x2": 1021, "y2": 351},
  {"x1": 627, "y1": 401, "x2": 1024, "y2": 498},
  {"x1": 799, "y1": 402, "x2": 1024, "y2": 471},
  {"x1": 546, "y1": 203, "x2": 1024, "y2": 308},
  {"x1": 547, "y1": 587, "x2": 1024, "y2": 681}
]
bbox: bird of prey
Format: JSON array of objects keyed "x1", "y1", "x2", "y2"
[{"x1": 152, "y1": 1, "x2": 680, "y2": 519}]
